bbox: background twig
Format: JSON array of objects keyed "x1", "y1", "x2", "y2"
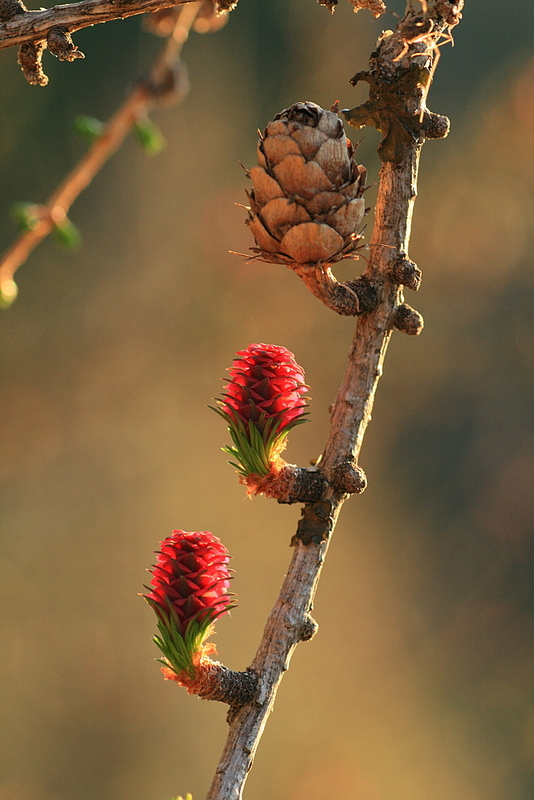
[{"x1": 0, "y1": 0, "x2": 205, "y2": 301}]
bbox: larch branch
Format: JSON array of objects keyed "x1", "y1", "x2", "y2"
[{"x1": 205, "y1": 2, "x2": 463, "y2": 798}]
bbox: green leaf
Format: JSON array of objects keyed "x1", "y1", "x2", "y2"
[
  {"x1": 74, "y1": 115, "x2": 104, "y2": 141},
  {"x1": 0, "y1": 279, "x2": 18, "y2": 310},
  {"x1": 134, "y1": 117, "x2": 166, "y2": 156},
  {"x1": 10, "y1": 202, "x2": 40, "y2": 232},
  {"x1": 148, "y1": 598, "x2": 229, "y2": 679},
  {"x1": 211, "y1": 400, "x2": 309, "y2": 479},
  {"x1": 52, "y1": 218, "x2": 82, "y2": 251}
]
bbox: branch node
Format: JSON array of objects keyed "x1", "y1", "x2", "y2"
[
  {"x1": 394, "y1": 302, "x2": 424, "y2": 336},
  {"x1": 47, "y1": 26, "x2": 84, "y2": 61},
  {"x1": 423, "y1": 111, "x2": 450, "y2": 140},
  {"x1": 390, "y1": 255, "x2": 422, "y2": 290},
  {"x1": 138, "y1": 60, "x2": 190, "y2": 105},
  {"x1": 299, "y1": 615, "x2": 319, "y2": 642},
  {"x1": 292, "y1": 500, "x2": 335, "y2": 546},
  {"x1": 331, "y1": 460, "x2": 367, "y2": 494},
  {"x1": 344, "y1": 274, "x2": 379, "y2": 314}
]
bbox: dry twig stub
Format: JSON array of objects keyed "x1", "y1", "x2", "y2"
[
  {"x1": 342, "y1": 1, "x2": 462, "y2": 161},
  {"x1": 17, "y1": 39, "x2": 47, "y2": 85},
  {"x1": 47, "y1": 26, "x2": 84, "y2": 61}
]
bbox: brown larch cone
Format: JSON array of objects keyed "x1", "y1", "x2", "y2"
[{"x1": 244, "y1": 101, "x2": 367, "y2": 269}]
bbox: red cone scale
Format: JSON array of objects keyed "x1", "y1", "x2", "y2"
[{"x1": 224, "y1": 343, "x2": 307, "y2": 433}]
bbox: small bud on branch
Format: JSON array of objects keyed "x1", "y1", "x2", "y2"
[
  {"x1": 390, "y1": 255, "x2": 422, "y2": 291},
  {"x1": 331, "y1": 460, "x2": 367, "y2": 494},
  {"x1": 394, "y1": 302, "x2": 424, "y2": 335}
]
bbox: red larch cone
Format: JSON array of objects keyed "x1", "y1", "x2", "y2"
[
  {"x1": 143, "y1": 530, "x2": 235, "y2": 685},
  {"x1": 212, "y1": 343, "x2": 309, "y2": 493}
]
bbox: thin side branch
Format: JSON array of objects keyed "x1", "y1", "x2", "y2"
[{"x1": 161, "y1": 660, "x2": 258, "y2": 707}]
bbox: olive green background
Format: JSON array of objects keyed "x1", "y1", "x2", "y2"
[{"x1": 1, "y1": 1, "x2": 534, "y2": 799}]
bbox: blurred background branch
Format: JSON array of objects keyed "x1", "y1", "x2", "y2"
[{"x1": 0, "y1": 0, "x2": 229, "y2": 306}]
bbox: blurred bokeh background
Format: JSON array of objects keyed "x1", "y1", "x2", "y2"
[{"x1": 1, "y1": 1, "x2": 534, "y2": 798}]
